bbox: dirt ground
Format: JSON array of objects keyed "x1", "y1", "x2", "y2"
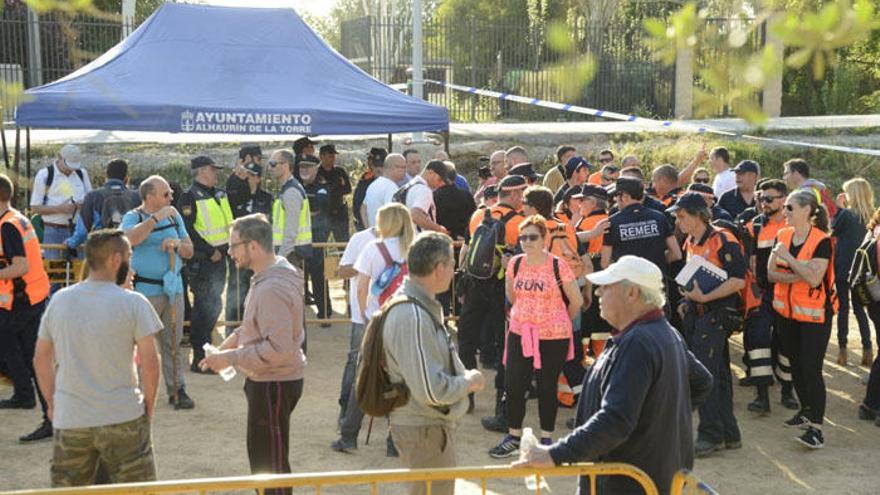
[{"x1": 1, "y1": 292, "x2": 878, "y2": 494}]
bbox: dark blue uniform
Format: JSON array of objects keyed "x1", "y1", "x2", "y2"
[
  {"x1": 604, "y1": 203, "x2": 674, "y2": 275},
  {"x1": 303, "y1": 176, "x2": 333, "y2": 319}
]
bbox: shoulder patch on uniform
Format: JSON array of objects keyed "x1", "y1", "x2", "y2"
[
  {"x1": 182, "y1": 205, "x2": 193, "y2": 216},
  {"x1": 724, "y1": 253, "x2": 733, "y2": 262}
]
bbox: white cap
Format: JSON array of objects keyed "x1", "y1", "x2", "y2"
[
  {"x1": 587, "y1": 255, "x2": 664, "y2": 293},
  {"x1": 59, "y1": 144, "x2": 82, "y2": 170}
]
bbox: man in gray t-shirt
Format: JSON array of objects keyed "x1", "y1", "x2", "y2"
[{"x1": 34, "y1": 230, "x2": 162, "y2": 487}]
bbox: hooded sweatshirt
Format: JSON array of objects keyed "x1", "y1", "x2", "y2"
[{"x1": 228, "y1": 256, "x2": 306, "y2": 382}]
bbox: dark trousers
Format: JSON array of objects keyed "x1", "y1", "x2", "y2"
[
  {"x1": 225, "y1": 262, "x2": 253, "y2": 337},
  {"x1": 504, "y1": 333, "x2": 568, "y2": 432},
  {"x1": 684, "y1": 309, "x2": 740, "y2": 444},
  {"x1": 776, "y1": 313, "x2": 832, "y2": 425},
  {"x1": 328, "y1": 215, "x2": 350, "y2": 243},
  {"x1": 305, "y1": 220, "x2": 332, "y2": 319},
  {"x1": 0, "y1": 301, "x2": 49, "y2": 421},
  {"x1": 457, "y1": 278, "x2": 505, "y2": 370},
  {"x1": 742, "y1": 294, "x2": 775, "y2": 386},
  {"x1": 837, "y1": 279, "x2": 872, "y2": 349},
  {"x1": 337, "y1": 323, "x2": 366, "y2": 442},
  {"x1": 245, "y1": 378, "x2": 304, "y2": 495},
  {"x1": 188, "y1": 255, "x2": 227, "y2": 364},
  {"x1": 864, "y1": 304, "x2": 880, "y2": 410}
]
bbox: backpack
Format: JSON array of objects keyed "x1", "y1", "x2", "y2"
[
  {"x1": 465, "y1": 209, "x2": 518, "y2": 279},
  {"x1": 41, "y1": 164, "x2": 85, "y2": 205},
  {"x1": 547, "y1": 222, "x2": 586, "y2": 279},
  {"x1": 708, "y1": 222, "x2": 762, "y2": 321},
  {"x1": 804, "y1": 183, "x2": 838, "y2": 218},
  {"x1": 356, "y1": 295, "x2": 448, "y2": 417},
  {"x1": 513, "y1": 255, "x2": 570, "y2": 307},
  {"x1": 392, "y1": 180, "x2": 420, "y2": 205},
  {"x1": 99, "y1": 187, "x2": 139, "y2": 230},
  {"x1": 849, "y1": 233, "x2": 880, "y2": 306},
  {"x1": 371, "y1": 241, "x2": 408, "y2": 306}
]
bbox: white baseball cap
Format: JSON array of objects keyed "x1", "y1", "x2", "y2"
[
  {"x1": 587, "y1": 255, "x2": 664, "y2": 293},
  {"x1": 59, "y1": 144, "x2": 83, "y2": 170}
]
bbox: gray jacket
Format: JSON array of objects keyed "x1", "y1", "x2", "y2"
[
  {"x1": 383, "y1": 278, "x2": 470, "y2": 427},
  {"x1": 278, "y1": 177, "x2": 307, "y2": 259}
]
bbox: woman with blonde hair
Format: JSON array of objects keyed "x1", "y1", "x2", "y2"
[
  {"x1": 354, "y1": 203, "x2": 415, "y2": 322},
  {"x1": 833, "y1": 177, "x2": 875, "y2": 365}
]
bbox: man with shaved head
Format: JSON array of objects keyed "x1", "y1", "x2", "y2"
[{"x1": 362, "y1": 153, "x2": 407, "y2": 228}]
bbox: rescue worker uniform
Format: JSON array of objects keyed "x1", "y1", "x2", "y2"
[
  {"x1": 178, "y1": 159, "x2": 234, "y2": 370},
  {"x1": 301, "y1": 167, "x2": 333, "y2": 320},
  {"x1": 0, "y1": 208, "x2": 52, "y2": 439},
  {"x1": 772, "y1": 226, "x2": 837, "y2": 442},
  {"x1": 576, "y1": 208, "x2": 611, "y2": 356}
]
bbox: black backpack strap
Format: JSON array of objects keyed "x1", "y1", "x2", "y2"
[
  {"x1": 43, "y1": 166, "x2": 55, "y2": 205},
  {"x1": 513, "y1": 256, "x2": 523, "y2": 277},
  {"x1": 553, "y1": 257, "x2": 570, "y2": 306}
]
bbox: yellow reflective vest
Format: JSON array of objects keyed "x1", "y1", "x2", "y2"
[
  {"x1": 193, "y1": 195, "x2": 234, "y2": 247},
  {"x1": 272, "y1": 178, "x2": 312, "y2": 248}
]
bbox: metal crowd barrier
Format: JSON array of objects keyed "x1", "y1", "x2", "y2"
[
  {"x1": 0, "y1": 463, "x2": 660, "y2": 495},
  {"x1": 670, "y1": 470, "x2": 720, "y2": 495}
]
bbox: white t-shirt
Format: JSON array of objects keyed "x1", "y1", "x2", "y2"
[
  {"x1": 340, "y1": 227, "x2": 379, "y2": 324},
  {"x1": 38, "y1": 281, "x2": 162, "y2": 429},
  {"x1": 363, "y1": 176, "x2": 400, "y2": 228},
  {"x1": 29, "y1": 162, "x2": 92, "y2": 225},
  {"x1": 354, "y1": 236, "x2": 404, "y2": 320},
  {"x1": 712, "y1": 168, "x2": 736, "y2": 198},
  {"x1": 404, "y1": 176, "x2": 435, "y2": 229}
]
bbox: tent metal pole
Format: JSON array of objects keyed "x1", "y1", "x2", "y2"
[
  {"x1": 1, "y1": 119, "x2": 8, "y2": 169},
  {"x1": 13, "y1": 127, "x2": 20, "y2": 175},
  {"x1": 25, "y1": 127, "x2": 31, "y2": 202},
  {"x1": 443, "y1": 130, "x2": 449, "y2": 154},
  {"x1": 387, "y1": 133, "x2": 392, "y2": 152}
]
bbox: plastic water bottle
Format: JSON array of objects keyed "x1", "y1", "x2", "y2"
[
  {"x1": 202, "y1": 344, "x2": 236, "y2": 382},
  {"x1": 520, "y1": 428, "x2": 551, "y2": 492}
]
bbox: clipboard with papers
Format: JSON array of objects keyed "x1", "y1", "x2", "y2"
[{"x1": 675, "y1": 255, "x2": 728, "y2": 293}]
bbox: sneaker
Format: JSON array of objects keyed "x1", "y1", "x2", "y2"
[
  {"x1": 0, "y1": 397, "x2": 36, "y2": 409},
  {"x1": 858, "y1": 403, "x2": 878, "y2": 421},
  {"x1": 738, "y1": 376, "x2": 754, "y2": 387},
  {"x1": 330, "y1": 437, "x2": 357, "y2": 453},
  {"x1": 796, "y1": 427, "x2": 824, "y2": 449},
  {"x1": 747, "y1": 397, "x2": 770, "y2": 415},
  {"x1": 481, "y1": 414, "x2": 507, "y2": 433},
  {"x1": 780, "y1": 392, "x2": 800, "y2": 411},
  {"x1": 488, "y1": 435, "x2": 520, "y2": 459},
  {"x1": 565, "y1": 417, "x2": 577, "y2": 429},
  {"x1": 725, "y1": 439, "x2": 743, "y2": 450},
  {"x1": 694, "y1": 439, "x2": 723, "y2": 458},
  {"x1": 540, "y1": 437, "x2": 553, "y2": 446},
  {"x1": 783, "y1": 413, "x2": 810, "y2": 429},
  {"x1": 386, "y1": 435, "x2": 398, "y2": 458},
  {"x1": 19, "y1": 421, "x2": 53, "y2": 443},
  {"x1": 170, "y1": 389, "x2": 195, "y2": 410}
]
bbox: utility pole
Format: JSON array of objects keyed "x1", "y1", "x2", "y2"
[
  {"x1": 122, "y1": 0, "x2": 136, "y2": 39},
  {"x1": 411, "y1": 0, "x2": 424, "y2": 142}
]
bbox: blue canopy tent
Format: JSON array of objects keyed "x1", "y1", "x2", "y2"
[{"x1": 14, "y1": 3, "x2": 448, "y2": 135}]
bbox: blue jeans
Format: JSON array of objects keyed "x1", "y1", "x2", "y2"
[
  {"x1": 836, "y1": 279, "x2": 872, "y2": 350},
  {"x1": 337, "y1": 322, "x2": 366, "y2": 442},
  {"x1": 42, "y1": 224, "x2": 72, "y2": 260},
  {"x1": 685, "y1": 309, "x2": 740, "y2": 445}
]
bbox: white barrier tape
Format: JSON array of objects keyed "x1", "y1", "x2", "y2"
[{"x1": 426, "y1": 79, "x2": 880, "y2": 157}]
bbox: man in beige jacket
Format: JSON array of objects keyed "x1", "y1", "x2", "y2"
[{"x1": 201, "y1": 213, "x2": 305, "y2": 495}]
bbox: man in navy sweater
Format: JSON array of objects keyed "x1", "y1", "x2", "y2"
[{"x1": 515, "y1": 255, "x2": 713, "y2": 495}]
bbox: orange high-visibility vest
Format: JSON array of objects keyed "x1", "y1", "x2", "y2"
[
  {"x1": 772, "y1": 226, "x2": 838, "y2": 323},
  {"x1": 0, "y1": 209, "x2": 50, "y2": 310},
  {"x1": 576, "y1": 211, "x2": 608, "y2": 257}
]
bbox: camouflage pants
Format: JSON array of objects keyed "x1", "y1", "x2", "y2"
[{"x1": 51, "y1": 415, "x2": 156, "y2": 487}]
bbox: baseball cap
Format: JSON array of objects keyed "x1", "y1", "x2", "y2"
[
  {"x1": 368, "y1": 147, "x2": 388, "y2": 166},
  {"x1": 425, "y1": 160, "x2": 450, "y2": 181},
  {"x1": 499, "y1": 174, "x2": 528, "y2": 192},
  {"x1": 244, "y1": 162, "x2": 263, "y2": 176},
  {"x1": 564, "y1": 156, "x2": 591, "y2": 179},
  {"x1": 587, "y1": 255, "x2": 664, "y2": 293},
  {"x1": 483, "y1": 184, "x2": 499, "y2": 199},
  {"x1": 687, "y1": 182, "x2": 714, "y2": 196},
  {"x1": 59, "y1": 144, "x2": 83, "y2": 170},
  {"x1": 563, "y1": 185, "x2": 584, "y2": 203},
  {"x1": 733, "y1": 160, "x2": 760, "y2": 175},
  {"x1": 191, "y1": 155, "x2": 222, "y2": 170},
  {"x1": 299, "y1": 155, "x2": 320, "y2": 167},
  {"x1": 613, "y1": 177, "x2": 644, "y2": 198},
  {"x1": 293, "y1": 137, "x2": 318, "y2": 154},
  {"x1": 666, "y1": 192, "x2": 708, "y2": 214},
  {"x1": 319, "y1": 144, "x2": 339, "y2": 155},
  {"x1": 239, "y1": 144, "x2": 262, "y2": 160},
  {"x1": 581, "y1": 184, "x2": 609, "y2": 201},
  {"x1": 509, "y1": 163, "x2": 542, "y2": 182}
]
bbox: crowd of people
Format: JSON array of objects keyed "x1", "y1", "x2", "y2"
[{"x1": 1, "y1": 137, "x2": 880, "y2": 494}]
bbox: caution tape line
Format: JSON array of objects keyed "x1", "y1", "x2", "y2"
[{"x1": 425, "y1": 79, "x2": 880, "y2": 157}]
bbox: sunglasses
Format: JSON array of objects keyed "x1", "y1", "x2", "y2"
[
  {"x1": 693, "y1": 178, "x2": 710, "y2": 184},
  {"x1": 760, "y1": 195, "x2": 782, "y2": 203},
  {"x1": 518, "y1": 234, "x2": 541, "y2": 243}
]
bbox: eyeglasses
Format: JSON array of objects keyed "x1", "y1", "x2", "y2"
[
  {"x1": 760, "y1": 195, "x2": 782, "y2": 203},
  {"x1": 784, "y1": 204, "x2": 794, "y2": 211},
  {"x1": 518, "y1": 234, "x2": 541, "y2": 243},
  {"x1": 229, "y1": 240, "x2": 249, "y2": 250},
  {"x1": 693, "y1": 178, "x2": 710, "y2": 184},
  {"x1": 268, "y1": 160, "x2": 285, "y2": 168},
  {"x1": 598, "y1": 157, "x2": 613, "y2": 164}
]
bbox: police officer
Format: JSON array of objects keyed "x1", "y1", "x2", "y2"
[
  {"x1": 226, "y1": 145, "x2": 264, "y2": 216},
  {"x1": 299, "y1": 155, "x2": 333, "y2": 323},
  {"x1": 225, "y1": 160, "x2": 273, "y2": 335},
  {"x1": 601, "y1": 177, "x2": 681, "y2": 275},
  {"x1": 317, "y1": 144, "x2": 352, "y2": 243},
  {"x1": 178, "y1": 156, "x2": 234, "y2": 372},
  {"x1": 744, "y1": 179, "x2": 799, "y2": 412},
  {"x1": 669, "y1": 192, "x2": 745, "y2": 458},
  {"x1": 268, "y1": 149, "x2": 312, "y2": 267},
  {"x1": 0, "y1": 173, "x2": 53, "y2": 442}
]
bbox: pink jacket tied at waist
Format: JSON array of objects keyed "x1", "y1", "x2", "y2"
[{"x1": 505, "y1": 319, "x2": 574, "y2": 369}]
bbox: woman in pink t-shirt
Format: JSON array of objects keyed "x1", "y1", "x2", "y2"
[{"x1": 488, "y1": 215, "x2": 583, "y2": 458}]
